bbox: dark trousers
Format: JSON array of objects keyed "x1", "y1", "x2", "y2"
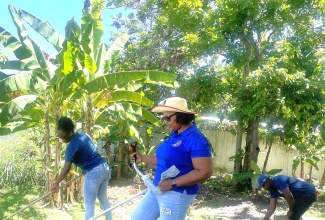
[{"x1": 291, "y1": 194, "x2": 317, "y2": 220}]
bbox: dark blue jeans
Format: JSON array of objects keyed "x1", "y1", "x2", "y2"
[{"x1": 291, "y1": 194, "x2": 317, "y2": 220}]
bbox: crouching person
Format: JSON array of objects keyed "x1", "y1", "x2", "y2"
[{"x1": 257, "y1": 174, "x2": 317, "y2": 220}]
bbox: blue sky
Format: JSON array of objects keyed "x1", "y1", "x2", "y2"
[{"x1": 0, "y1": 0, "x2": 129, "y2": 59}]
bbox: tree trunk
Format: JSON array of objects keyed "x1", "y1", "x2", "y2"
[
  {"x1": 250, "y1": 120, "x2": 260, "y2": 163},
  {"x1": 292, "y1": 169, "x2": 297, "y2": 178},
  {"x1": 44, "y1": 112, "x2": 55, "y2": 207},
  {"x1": 52, "y1": 111, "x2": 64, "y2": 207},
  {"x1": 240, "y1": 28, "x2": 253, "y2": 173},
  {"x1": 308, "y1": 165, "x2": 312, "y2": 182},
  {"x1": 117, "y1": 142, "x2": 124, "y2": 179},
  {"x1": 243, "y1": 119, "x2": 259, "y2": 190},
  {"x1": 104, "y1": 135, "x2": 111, "y2": 164},
  {"x1": 81, "y1": 102, "x2": 86, "y2": 132},
  {"x1": 320, "y1": 164, "x2": 325, "y2": 189},
  {"x1": 300, "y1": 161, "x2": 305, "y2": 179},
  {"x1": 233, "y1": 121, "x2": 243, "y2": 186},
  {"x1": 234, "y1": 121, "x2": 243, "y2": 174},
  {"x1": 44, "y1": 115, "x2": 51, "y2": 191},
  {"x1": 243, "y1": 121, "x2": 254, "y2": 172},
  {"x1": 85, "y1": 95, "x2": 93, "y2": 137},
  {"x1": 123, "y1": 144, "x2": 129, "y2": 174},
  {"x1": 262, "y1": 137, "x2": 273, "y2": 172}
]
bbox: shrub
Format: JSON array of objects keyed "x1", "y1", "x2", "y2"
[
  {"x1": 0, "y1": 131, "x2": 44, "y2": 189},
  {"x1": 201, "y1": 170, "x2": 233, "y2": 195}
]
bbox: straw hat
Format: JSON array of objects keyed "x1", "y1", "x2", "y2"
[{"x1": 151, "y1": 97, "x2": 198, "y2": 114}]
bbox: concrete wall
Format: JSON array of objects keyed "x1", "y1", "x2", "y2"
[{"x1": 203, "y1": 130, "x2": 325, "y2": 181}]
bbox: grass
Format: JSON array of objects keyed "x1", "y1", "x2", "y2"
[
  {"x1": 0, "y1": 187, "x2": 47, "y2": 220},
  {"x1": 0, "y1": 179, "x2": 141, "y2": 220}
]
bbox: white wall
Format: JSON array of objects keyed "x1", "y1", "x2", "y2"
[{"x1": 203, "y1": 130, "x2": 325, "y2": 181}]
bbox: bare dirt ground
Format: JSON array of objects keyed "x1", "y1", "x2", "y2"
[
  {"x1": 42, "y1": 176, "x2": 323, "y2": 220},
  {"x1": 105, "y1": 178, "x2": 324, "y2": 220},
  {"x1": 4, "y1": 173, "x2": 323, "y2": 219}
]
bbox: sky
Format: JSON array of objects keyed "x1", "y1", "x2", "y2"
[{"x1": 0, "y1": 0, "x2": 129, "y2": 59}]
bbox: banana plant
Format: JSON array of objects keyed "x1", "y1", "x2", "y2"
[
  {"x1": 56, "y1": 0, "x2": 176, "y2": 178},
  {"x1": 0, "y1": 4, "x2": 64, "y2": 198},
  {"x1": 0, "y1": 0, "x2": 177, "y2": 201},
  {"x1": 44, "y1": 0, "x2": 176, "y2": 134}
]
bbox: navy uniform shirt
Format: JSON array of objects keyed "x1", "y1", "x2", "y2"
[
  {"x1": 270, "y1": 175, "x2": 316, "y2": 199},
  {"x1": 65, "y1": 132, "x2": 105, "y2": 172}
]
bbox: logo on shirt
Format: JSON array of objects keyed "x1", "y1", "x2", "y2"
[{"x1": 172, "y1": 140, "x2": 182, "y2": 147}]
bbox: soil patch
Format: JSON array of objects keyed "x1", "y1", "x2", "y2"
[{"x1": 107, "y1": 178, "x2": 324, "y2": 220}]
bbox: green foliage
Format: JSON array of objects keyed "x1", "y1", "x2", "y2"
[
  {"x1": 201, "y1": 172, "x2": 233, "y2": 195},
  {"x1": 0, "y1": 131, "x2": 44, "y2": 189},
  {"x1": 234, "y1": 179, "x2": 251, "y2": 194},
  {"x1": 229, "y1": 149, "x2": 245, "y2": 163},
  {"x1": 1, "y1": 0, "x2": 325, "y2": 199},
  {"x1": 250, "y1": 160, "x2": 261, "y2": 174},
  {"x1": 233, "y1": 160, "x2": 282, "y2": 189},
  {"x1": 106, "y1": 0, "x2": 325, "y2": 181},
  {"x1": 0, "y1": 2, "x2": 176, "y2": 136},
  {"x1": 0, "y1": 49, "x2": 8, "y2": 63},
  {"x1": 233, "y1": 171, "x2": 254, "y2": 183}
]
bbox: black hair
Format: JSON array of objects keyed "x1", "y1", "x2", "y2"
[
  {"x1": 57, "y1": 116, "x2": 75, "y2": 133},
  {"x1": 175, "y1": 112, "x2": 195, "y2": 125}
]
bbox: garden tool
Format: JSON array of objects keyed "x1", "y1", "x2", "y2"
[
  {"x1": 129, "y1": 141, "x2": 161, "y2": 194},
  {"x1": 130, "y1": 140, "x2": 179, "y2": 194},
  {"x1": 88, "y1": 161, "x2": 158, "y2": 220},
  {"x1": 132, "y1": 162, "x2": 162, "y2": 194},
  {"x1": 88, "y1": 188, "x2": 149, "y2": 220}
]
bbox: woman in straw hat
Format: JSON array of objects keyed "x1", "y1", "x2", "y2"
[{"x1": 130, "y1": 97, "x2": 213, "y2": 220}]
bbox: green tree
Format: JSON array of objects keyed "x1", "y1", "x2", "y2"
[{"x1": 106, "y1": 0, "x2": 325, "y2": 187}]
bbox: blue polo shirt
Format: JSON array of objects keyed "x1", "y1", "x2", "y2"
[
  {"x1": 154, "y1": 123, "x2": 212, "y2": 195},
  {"x1": 65, "y1": 133, "x2": 105, "y2": 172},
  {"x1": 270, "y1": 175, "x2": 316, "y2": 199}
]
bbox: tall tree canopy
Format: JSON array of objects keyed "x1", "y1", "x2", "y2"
[{"x1": 106, "y1": 0, "x2": 325, "y2": 185}]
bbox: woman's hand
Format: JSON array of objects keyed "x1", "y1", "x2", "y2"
[
  {"x1": 130, "y1": 152, "x2": 142, "y2": 163},
  {"x1": 158, "y1": 179, "x2": 173, "y2": 191}
]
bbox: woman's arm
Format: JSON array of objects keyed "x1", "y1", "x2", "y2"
[
  {"x1": 158, "y1": 157, "x2": 213, "y2": 190},
  {"x1": 130, "y1": 152, "x2": 157, "y2": 166},
  {"x1": 51, "y1": 161, "x2": 72, "y2": 191},
  {"x1": 141, "y1": 155, "x2": 157, "y2": 165}
]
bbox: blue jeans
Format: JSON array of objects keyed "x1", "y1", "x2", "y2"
[
  {"x1": 131, "y1": 189, "x2": 196, "y2": 220},
  {"x1": 84, "y1": 163, "x2": 112, "y2": 220}
]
